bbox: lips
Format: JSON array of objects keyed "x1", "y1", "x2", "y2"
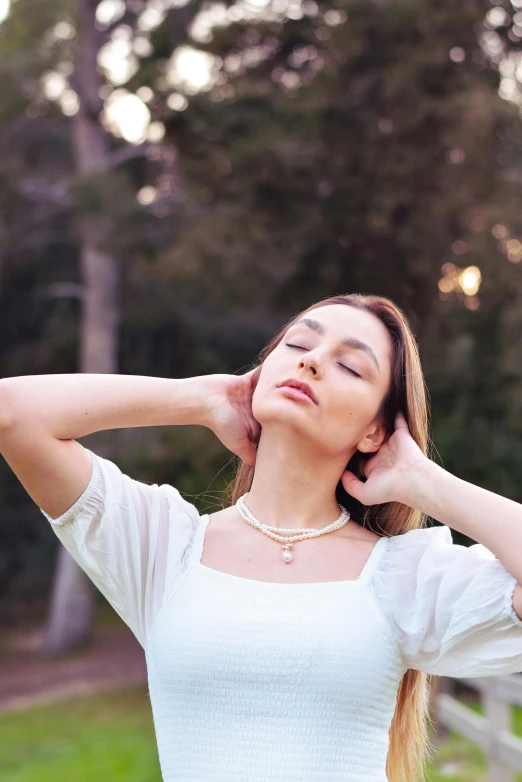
[{"x1": 278, "y1": 378, "x2": 318, "y2": 405}]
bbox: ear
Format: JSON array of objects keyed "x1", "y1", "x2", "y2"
[{"x1": 356, "y1": 421, "x2": 387, "y2": 454}]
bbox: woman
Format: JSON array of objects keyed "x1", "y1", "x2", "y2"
[{"x1": 1, "y1": 292, "x2": 522, "y2": 782}]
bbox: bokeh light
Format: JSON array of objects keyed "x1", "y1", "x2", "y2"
[
  {"x1": 438, "y1": 263, "x2": 482, "y2": 300},
  {"x1": 0, "y1": 0, "x2": 9, "y2": 24},
  {"x1": 102, "y1": 90, "x2": 151, "y2": 144},
  {"x1": 458, "y1": 266, "x2": 482, "y2": 296}
]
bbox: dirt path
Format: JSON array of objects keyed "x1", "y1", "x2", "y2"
[{"x1": 0, "y1": 623, "x2": 147, "y2": 715}]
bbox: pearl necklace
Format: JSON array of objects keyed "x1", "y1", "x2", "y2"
[{"x1": 235, "y1": 493, "x2": 351, "y2": 564}]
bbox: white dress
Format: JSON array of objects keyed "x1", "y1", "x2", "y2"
[{"x1": 40, "y1": 449, "x2": 522, "y2": 782}]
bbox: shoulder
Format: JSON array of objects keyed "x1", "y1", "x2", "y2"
[
  {"x1": 380, "y1": 524, "x2": 499, "y2": 567},
  {"x1": 372, "y1": 524, "x2": 454, "y2": 582},
  {"x1": 94, "y1": 450, "x2": 202, "y2": 517},
  {"x1": 384, "y1": 524, "x2": 453, "y2": 551},
  {"x1": 373, "y1": 524, "x2": 502, "y2": 596},
  {"x1": 340, "y1": 519, "x2": 382, "y2": 544}
]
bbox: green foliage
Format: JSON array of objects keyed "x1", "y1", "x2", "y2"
[
  {"x1": 2, "y1": 0, "x2": 522, "y2": 602},
  {"x1": 2, "y1": 683, "x2": 522, "y2": 781},
  {"x1": 0, "y1": 686, "x2": 161, "y2": 782}
]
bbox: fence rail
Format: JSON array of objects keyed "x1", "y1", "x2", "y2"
[{"x1": 432, "y1": 674, "x2": 522, "y2": 781}]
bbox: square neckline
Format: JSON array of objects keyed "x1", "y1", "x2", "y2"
[{"x1": 193, "y1": 513, "x2": 389, "y2": 589}]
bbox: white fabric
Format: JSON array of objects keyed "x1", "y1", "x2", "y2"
[
  {"x1": 371, "y1": 525, "x2": 522, "y2": 677},
  {"x1": 40, "y1": 448, "x2": 199, "y2": 648},
  {"x1": 41, "y1": 449, "x2": 522, "y2": 782}
]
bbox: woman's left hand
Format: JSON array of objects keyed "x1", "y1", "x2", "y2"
[{"x1": 340, "y1": 412, "x2": 431, "y2": 506}]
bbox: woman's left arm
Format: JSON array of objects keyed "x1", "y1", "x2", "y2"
[
  {"x1": 403, "y1": 459, "x2": 522, "y2": 588},
  {"x1": 342, "y1": 413, "x2": 522, "y2": 608}
]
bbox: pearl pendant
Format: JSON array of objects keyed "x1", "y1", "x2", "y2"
[{"x1": 234, "y1": 494, "x2": 351, "y2": 567}]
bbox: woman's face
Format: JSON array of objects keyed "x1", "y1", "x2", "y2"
[{"x1": 252, "y1": 304, "x2": 394, "y2": 459}]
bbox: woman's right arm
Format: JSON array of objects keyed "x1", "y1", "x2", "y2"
[{"x1": 0, "y1": 373, "x2": 215, "y2": 520}]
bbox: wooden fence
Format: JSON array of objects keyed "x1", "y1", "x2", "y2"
[{"x1": 431, "y1": 674, "x2": 522, "y2": 781}]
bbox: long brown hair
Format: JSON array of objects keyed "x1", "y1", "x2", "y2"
[{"x1": 223, "y1": 293, "x2": 437, "y2": 782}]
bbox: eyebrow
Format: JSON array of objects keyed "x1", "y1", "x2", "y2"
[{"x1": 291, "y1": 317, "x2": 381, "y2": 374}]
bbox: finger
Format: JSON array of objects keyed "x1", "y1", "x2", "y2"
[
  {"x1": 242, "y1": 444, "x2": 257, "y2": 468},
  {"x1": 250, "y1": 419, "x2": 262, "y2": 442},
  {"x1": 238, "y1": 431, "x2": 259, "y2": 467},
  {"x1": 394, "y1": 411, "x2": 409, "y2": 430},
  {"x1": 244, "y1": 366, "x2": 261, "y2": 385},
  {"x1": 341, "y1": 470, "x2": 366, "y2": 503}
]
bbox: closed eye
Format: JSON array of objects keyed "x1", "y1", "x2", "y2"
[{"x1": 284, "y1": 343, "x2": 362, "y2": 378}]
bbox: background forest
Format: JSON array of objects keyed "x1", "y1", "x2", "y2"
[{"x1": 2, "y1": 0, "x2": 522, "y2": 654}]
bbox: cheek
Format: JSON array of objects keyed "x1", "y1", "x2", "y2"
[
  {"x1": 251, "y1": 373, "x2": 272, "y2": 419},
  {"x1": 327, "y1": 388, "x2": 379, "y2": 429}
]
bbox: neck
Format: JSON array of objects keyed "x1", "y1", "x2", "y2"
[{"x1": 242, "y1": 430, "x2": 354, "y2": 530}]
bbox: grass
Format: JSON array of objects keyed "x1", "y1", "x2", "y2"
[
  {"x1": 0, "y1": 685, "x2": 162, "y2": 782},
  {"x1": 422, "y1": 698, "x2": 522, "y2": 782},
  {"x1": 2, "y1": 683, "x2": 522, "y2": 781}
]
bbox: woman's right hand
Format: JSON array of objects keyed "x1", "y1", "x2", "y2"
[{"x1": 205, "y1": 368, "x2": 262, "y2": 467}]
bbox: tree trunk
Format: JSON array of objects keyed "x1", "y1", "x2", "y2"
[{"x1": 43, "y1": 0, "x2": 120, "y2": 657}]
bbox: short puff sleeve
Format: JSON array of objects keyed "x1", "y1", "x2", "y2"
[
  {"x1": 40, "y1": 448, "x2": 202, "y2": 649},
  {"x1": 371, "y1": 525, "x2": 522, "y2": 677}
]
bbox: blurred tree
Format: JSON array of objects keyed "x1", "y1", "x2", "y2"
[
  {"x1": 0, "y1": 0, "x2": 186, "y2": 650},
  {"x1": 149, "y1": 0, "x2": 522, "y2": 527},
  {"x1": 1, "y1": 0, "x2": 522, "y2": 626},
  {"x1": 43, "y1": 0, "x2": 124, "y2": 656}
]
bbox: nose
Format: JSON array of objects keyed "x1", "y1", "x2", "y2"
[{"x1": 298, "y1": 352, "x2": 320, "y2": 376}]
